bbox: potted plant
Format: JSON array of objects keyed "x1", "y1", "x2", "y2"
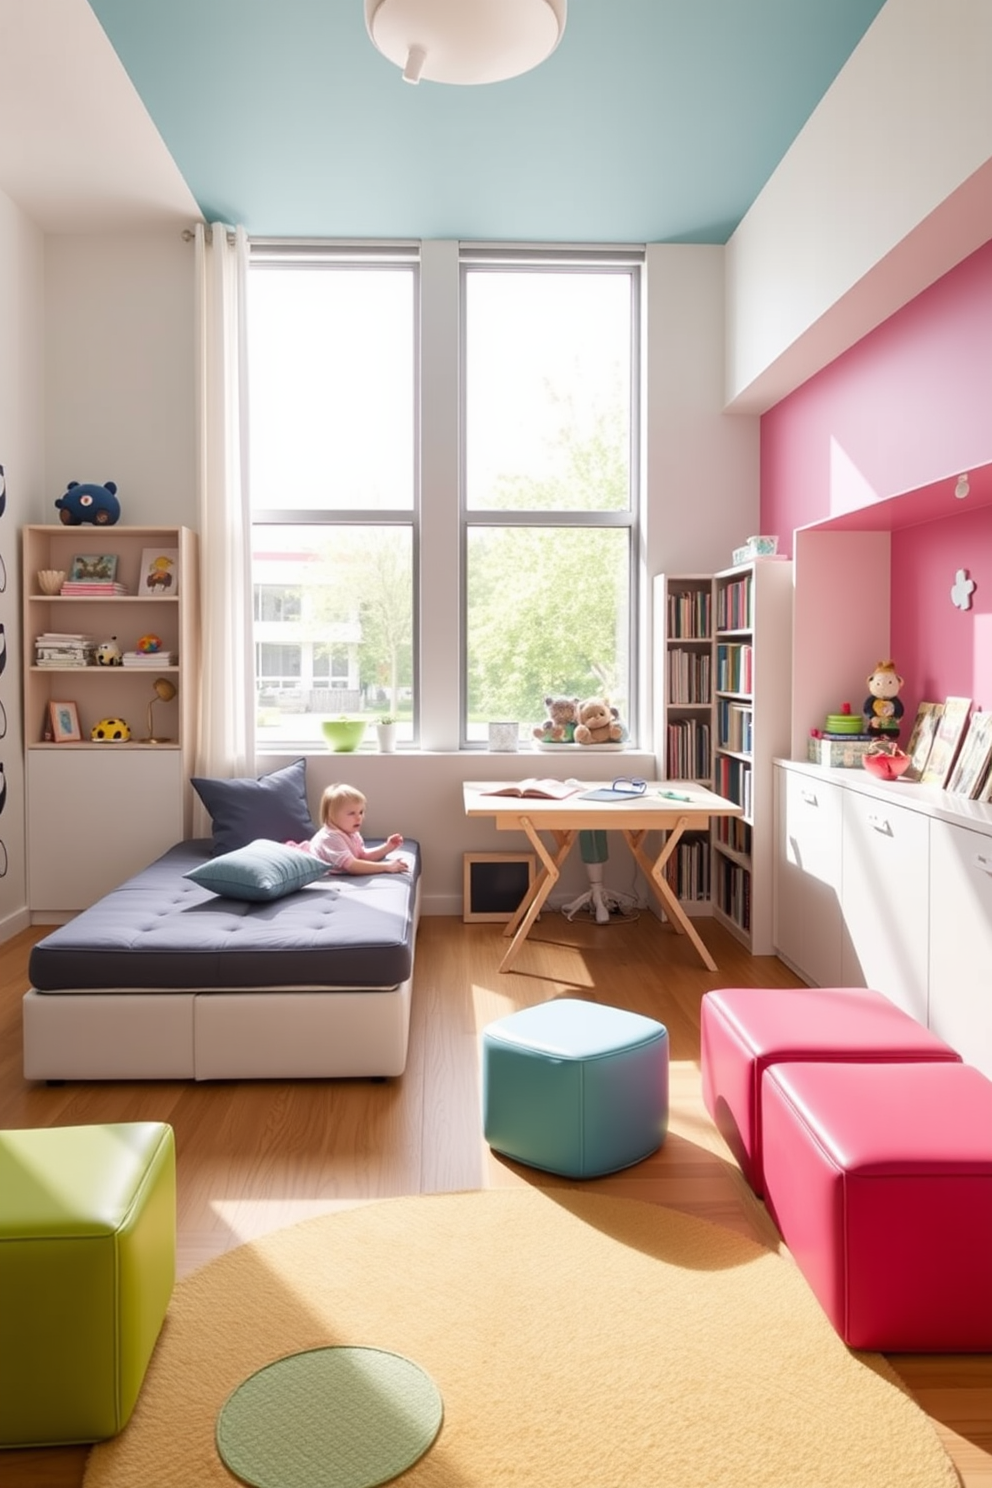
[{"x1": 376, "y1": 715, "x2": 397, "y2": 753}]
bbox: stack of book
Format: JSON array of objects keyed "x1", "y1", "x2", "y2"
[
  {"x1": 34, "y1": 632, "x2": 95, "y2": 666},
  {"x1": 60, "y1": 579, "x2": 129, "y2": 596},
  {"x1": 121, "y1": 649, "x2": 178, "y2": 667}
]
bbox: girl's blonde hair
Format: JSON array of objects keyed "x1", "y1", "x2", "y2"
[{"x1": 320, "y1": 782, "x2": 366, "y2": 826}]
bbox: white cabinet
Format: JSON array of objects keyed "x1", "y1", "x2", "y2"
[
  {"x1": 711, "y1": 560, "x2": 793, "y2": 954},
  {"x1": 27, "y1": 749, "x2": 184, "y2": 912},
  {"x1": 773, "y1": 764, "x2": 846, "y2": 986},
  {"x1": 22, "y1": 524, "x2": 199, "y2": 916},
  {"x1": 773, "y1": 760, "x2": 992, "y2": 1073},
  {"x1": 928, "y1": 819, "x2": 992, "y2": 1078},
  {"x1": 840, "y1": 787, "x2": 930, "y2": 1024}
]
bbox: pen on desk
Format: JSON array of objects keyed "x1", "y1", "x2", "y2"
[{"x1": 658, "y1": 789, "x2": 691, "y2": 801}]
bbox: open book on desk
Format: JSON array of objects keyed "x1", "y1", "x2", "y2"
[{"x1": 480, "y1": 779, "x2": 581, "y2": 800}]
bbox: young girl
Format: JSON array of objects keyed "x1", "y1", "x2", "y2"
[{"x1": 302, "y1": 783, "x2": 407, "y2": 876}]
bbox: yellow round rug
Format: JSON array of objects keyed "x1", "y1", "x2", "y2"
[{"x1": 83, "y1": 1189, "x2": 957, "y2": 1488}]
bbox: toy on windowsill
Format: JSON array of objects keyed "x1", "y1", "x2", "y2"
[
  {"x1": 863, "y1": 660, "x2": 905, "y2": 740},
  {"x1": 574, "y1": 697, "x2": 625, "y2": 746},
  {"x1": 54, "y1": 480, "x2": 121, "y2": 526},
  {"x1": 532, "y1": 695, "x2": 580, "y2": 744}
]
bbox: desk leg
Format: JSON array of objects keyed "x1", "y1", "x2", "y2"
[
  {"x1": 499, "y1": 822, "x2": 576, "y2": 972},
  {"x1": 623, "y1": 819, "x2": 718, "y2": 972}
]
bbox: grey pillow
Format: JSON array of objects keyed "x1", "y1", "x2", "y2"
[
  {"x1": 191, "y1": 758, "x2": 317, "y2": 856},
  {"x1": 184, "y1": 838, "x2": 330, "y2": 901}
]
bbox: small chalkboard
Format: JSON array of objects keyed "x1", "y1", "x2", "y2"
[{"x1": 462, "y1": 852, "x2": 537, "y2": 923}]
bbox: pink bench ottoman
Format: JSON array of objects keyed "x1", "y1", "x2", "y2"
[
  {"x1": 700, "y1": 987, "x2": 960, "y2": 1195},
  {"x1": 761, "y1": 1060, "x2": 992, "y2": 1351}
]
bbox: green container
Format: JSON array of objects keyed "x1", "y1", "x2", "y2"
[
  {"x1": 321, "y1": 718, "x2": 367, "y2": 752},
  {"x1": 825, "y1": 713, "x2": 864, "y2": 734}
]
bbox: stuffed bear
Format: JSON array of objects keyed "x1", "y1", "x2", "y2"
[
  {"x1": 574, "y1": 696, "x2": 624, "y2": 745},
  {"x1": 55, "y1": 480, "x2": 121, "y2": 526},
  {"x1": 533, "y1": 694, "x2": 580, "y2": 743}
]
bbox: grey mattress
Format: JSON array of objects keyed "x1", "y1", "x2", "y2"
[{"x1": 29, "y1": 838, "x2": 422, "y2": 992}]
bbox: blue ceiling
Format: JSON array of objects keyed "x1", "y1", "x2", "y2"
[{"x1": 87, "y1": 0, "x2": 886, "y2": 243}]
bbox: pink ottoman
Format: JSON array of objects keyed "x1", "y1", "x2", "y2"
[
  {"x1": 700, "y1": 986, "x2": 960, "y2": 1195},
  {"x1": 761, "y1": 1061, "x2": 992, "y2": 1351}
]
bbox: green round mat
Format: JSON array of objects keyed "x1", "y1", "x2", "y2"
[{"x1": 215, "y1": 1346, "x2": 443, "y2": 1488}]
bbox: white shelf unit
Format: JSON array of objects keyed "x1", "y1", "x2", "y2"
[
  {"x1": 653, "y1": 574, "x2": 715, "y2": 910},
  {"x1": 710, "y1": 559, "x2": 793, "y2": 953},
  {"x1": 22, "y1": 524, "x2": 199, "y2": 916}
]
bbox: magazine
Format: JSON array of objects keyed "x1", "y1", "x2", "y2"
[{"x1": 480, "y1": 779, "x2": 580, "y2": 800}]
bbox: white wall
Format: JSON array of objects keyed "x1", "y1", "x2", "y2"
[
  {"x1": 726, "y1": 0, "x2": 992, "y2": 413},
  {"x1": 643, "y1": 244, "x2": 759, "y2": 575},
  {"x1": 43, "y1": 232, "x2": 196, "y2": 527},
  {"x1": 0, "y1": 188, "x2": 45, "y2": 937},
  {"x1": 6, "y1": 229, "x2": 752, "y2": 924}
]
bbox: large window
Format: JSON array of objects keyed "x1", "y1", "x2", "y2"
[
  {"x1": 247, "y1": 243, "x2": 641, "y2": 750},
  {"x1": 461, "y1": 253, "x2": 640, "y2": 743},
  {"x1": 248, "y1": 247, "x2": 417, "y2": 747}
]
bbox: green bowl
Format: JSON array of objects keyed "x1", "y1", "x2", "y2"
[{"x1": 321, "y1": 718, "x2": 368, "y2": 752}]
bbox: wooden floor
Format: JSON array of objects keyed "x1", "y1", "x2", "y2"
[{"x1": 1, "y1": 911, "x2": 990, "y2": 1487}]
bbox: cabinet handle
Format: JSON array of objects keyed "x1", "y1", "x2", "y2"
[
  {"x1": 866, "y1": 814, "x2": 892, "y2": 835},
  {"x1": 975, "y1": 853, "x2": 992, "y2": 875},
  {"x1": 800, "y1": 789, "x2": 818, "y2": 806}
]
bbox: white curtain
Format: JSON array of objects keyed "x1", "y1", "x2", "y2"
[{"x1": 193, "y1": 222, "x2": 255, "y2": 823}]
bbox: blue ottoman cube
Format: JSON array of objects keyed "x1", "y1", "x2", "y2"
[{"x1": 482, "y1": 998, "x2": 669, "y2": 1177}]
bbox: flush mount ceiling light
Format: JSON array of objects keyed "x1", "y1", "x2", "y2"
[{"x1": 364, "y1": 0, "x2": 566, "y2": 85}]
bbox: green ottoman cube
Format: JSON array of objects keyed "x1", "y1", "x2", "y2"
[
  {"x1": 0, "y1": 1121, "x2": 176, "y2": 1447},
  {"x1": 482, "y1": 998, "x2": 669, "y2": 1177}
]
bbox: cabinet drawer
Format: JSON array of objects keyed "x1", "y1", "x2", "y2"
[
  {"x1": 928, "y1": 818, "x2": 992, "y2": 1077},
  {"x1": 773, "y1": 766, "x2": 844, "y2": 985},
  {"x1": 841, "y1": 790, "x2": 929, "y2": 1024}
]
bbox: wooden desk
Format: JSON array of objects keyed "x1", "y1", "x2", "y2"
[{"x1": 464, "y1": 781, "x2": 742, "y2": 972}]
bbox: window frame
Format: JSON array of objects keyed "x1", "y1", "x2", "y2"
[
  {"x1": 458, "y1": 247, "x2": 643, "y2": 749},
  {"x1": 248, "y1": 241, "x2": 422, "y2": 748}
]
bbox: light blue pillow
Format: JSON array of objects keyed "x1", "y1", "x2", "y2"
[{"x1": 184, "y1": 839, "x2": 330, "y2": 902}]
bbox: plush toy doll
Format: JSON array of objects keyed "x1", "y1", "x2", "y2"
[
  {"x1": 574, "y1": 696, "x2": 625, "y2": 745},
  {"x1": 533, "y1": 695, "x2": 580, "y2": 743},
  {"x1": 863, "y1": 660, "x2": 905, "y2": 739},
  {"x1": 54, "y1": 480, "x2": 121, "y2": 526}
]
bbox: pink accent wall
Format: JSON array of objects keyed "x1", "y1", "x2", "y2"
[
  {"x1": 761, "y1": 237, "x2": 992, "y2": 720},
  {"x1": 761, "y1": 239, "x2": 992, "y2": 542},
  {"x1": 892, "y1": 506, "x2": 992, "y2": 721}
]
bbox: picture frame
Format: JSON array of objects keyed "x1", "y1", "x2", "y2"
[
  {"x1": 138, "y1": 547, "x2": 179, "y2": 597},
  {"x1": 903, "y1": 700, "x2": 943, "y2": 782},
  {"x1": 69, "y1": 553, "x2": 117, "y2": 583},
  {"x1": 48, "y1": 699, "x2": 81, "y2": 743},
  {"x1": 462, "y1": 852, "x2": 536, "y2": 924},
  {"x1": 947, "y1": 712, "x2": 992, "y2": 798},
  {"x1": 921, "y1": 696, "x2": 972, "y2": 788}
]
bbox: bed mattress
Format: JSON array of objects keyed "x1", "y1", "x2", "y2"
[{"x1": 28, "y1": 838, "x2": 422, "y2": 993}]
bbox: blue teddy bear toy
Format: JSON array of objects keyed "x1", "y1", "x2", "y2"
[{"x1": 55, "y1": 480, "x2": 121, "y2": 526}]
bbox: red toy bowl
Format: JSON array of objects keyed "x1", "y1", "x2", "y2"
[{"x1": 862, "y1": 749, "x2": 911, "y2": 781}]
